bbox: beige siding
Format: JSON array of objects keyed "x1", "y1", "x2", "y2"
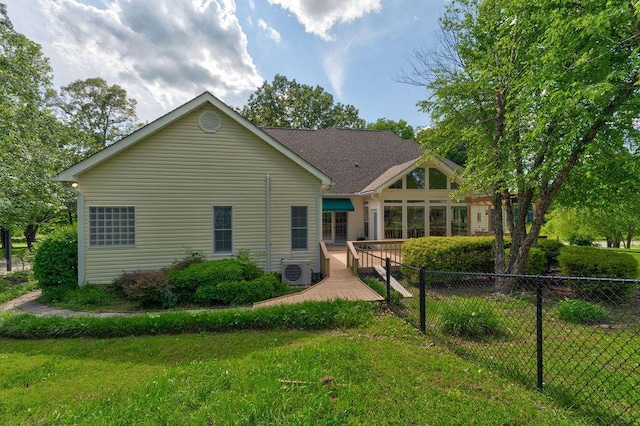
[{"x1": 79, "y1": 106, "x2": 321, "y2": 283}]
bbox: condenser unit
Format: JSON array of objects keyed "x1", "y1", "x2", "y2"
[{"x1": 281, "y1": 260, "x2": 312, "y2": 286}]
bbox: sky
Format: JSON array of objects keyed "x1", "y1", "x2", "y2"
[{"x1": 5, "y1": 0, "x2": 447, "y2": 130}]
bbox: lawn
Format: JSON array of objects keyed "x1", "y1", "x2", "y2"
[{"x1": 0, "y1": 314, "x2": 588, "y2": 425}]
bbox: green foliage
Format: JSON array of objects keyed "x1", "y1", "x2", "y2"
[
  {"x1": 170, "y1": 249, "x2": 204, "y2": 272},
  {"x1": 559, "y1": 247, "x2": 638, "y2": 303},
  {"x1": 0, "y1": 300, "x2": 377, "y2": 338},
  {"x1": 195, "y1": 274, "x2": 287, "y2": 306},
  {"x1": 113, "y1": 269, "x2": 176, "y2": 309},
  {"x1": 439, "y1": 297, "x2": 502, "y2": 339},
  {"x1": 402, "y1": 236, "x2": 494, "y2": 273},
  {"x1": 235, "y1": 249, "x2": 263, "y2": 280},
  {"x1": 556, "y1": 298, "x2": 609, "y2": 325},
  {"x1": 169, "y1": 259, "x2": 246, "y2": 302},
  {"x1": 38, "y1": 284, "x2": 78, "y2": 304},
  {"x1": 1, "y1": 270, "x2": 32, "y2": 285},
  {"x1": 240, "y1": 74, "x2": 365, "y2": 129},
  {"x1": 32, "y1": 225, "x2": 78, "y2": 287},
  {"x1": 40, "y1": 284, "x2": 121, "y2": 309},
  {"x1": 505, "y1": 247, "x2": 547, "y2": 275},
  {"x1": 366, "y1": 118, "x2": 415, "y2": 140},
  {"x1": 541, "y1": 207, "x2": 597, "y2": 246},
  {"x1": 535, "y1": 239, "x2": 564, "y2": 269}
]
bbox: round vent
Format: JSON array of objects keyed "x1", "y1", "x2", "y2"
[
  {"x1": 283, "y1": 264, "x2": 303, "y2": 282},
  {"x1": 199, "y1": 111, "x2": 221, "y2": 133}
]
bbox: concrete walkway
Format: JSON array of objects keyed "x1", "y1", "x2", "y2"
[
  {"x1": 254, "y1": 251, "x2": 384, "y2": 307},
  {"x1": 0, "y1": 289, "x2": 132, "y2": 317}
]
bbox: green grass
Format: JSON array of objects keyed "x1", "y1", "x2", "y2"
[
  {"x1": 0, "y1": 314, "x2": 588, "y2": 425},
  {"x1": 0, "y1": 278, "x2": 38, "y2": 305}
]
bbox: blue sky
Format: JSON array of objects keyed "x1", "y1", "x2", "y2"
[{"x1": 5, "y1": 0, "x2": 446, "y2": 130}]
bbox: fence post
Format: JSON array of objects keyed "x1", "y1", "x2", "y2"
[
  {"x1": 536, "y1": 278, "x2": 544, "y2": 391},
  {"x1": 385, "y1": 257, "x2": 391, "y2": 305},
  {"x1": 419, "y1": 267, "x2": 426, "y2": 333}
]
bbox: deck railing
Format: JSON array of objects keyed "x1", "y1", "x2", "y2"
[
  {"x1": 347, "y1": 239, "x2": 407, "y2": 275},
  {"x1": 319, "y1": 241, "x2": 331, "y2": 278}
]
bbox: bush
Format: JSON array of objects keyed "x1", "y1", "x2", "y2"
[
  {"x1": 559, "y1": 247, "x2": 638, "y2": 303},
  {"x1": 2, "y1": 270, "x2": 32, "y2": 285},
  {"x1": 113, "y1": 269, "x2": 177, "y2": 309},
  {"x1": 556, "y1": 298, "x2": 609, "y2": 325},
  {"x1": 439, "y1": 297, "x2": 502, "y2": 339},
  {"x1": 535, "y1": 239, "x2": 564, "y2": 269},
  {"x1": 505, "y1": 247, "x2": 547, "y2": 275},
  {"x1": 235, "y1": 249, "x2": 263, "y2": 281},
  {"x1": 39, "y1": 284, "x2": 78, "y2": 304},
  {"x1": 169, "y1": 259, "x2": 247, "y2": 302},
  {"x1": 196, "y1": 274, "x2": 286, "y2": 306},
  {"x1": 0, "y1": 300, "x2": 377, "y2": 338},
  {"x1": 32, "y1": 226, "x2": 78, "y2": 287},
  {"x1": 170, "y1": 250, "x2": 205, "y2": 272},
  {"x1": 403, "y1": 237, "x2": 495, "y2": 274}
]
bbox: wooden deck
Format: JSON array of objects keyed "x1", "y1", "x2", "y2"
[{"x1": 253, "y1": 251, "x2": 384, "y2": 307}]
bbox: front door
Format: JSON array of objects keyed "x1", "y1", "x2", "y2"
[
  {"x1": 335, "y1": 212, "x2": 348, "y2": 242},
  {"x1": 322, "y1": 212, "x2": 348, "y2": 243}
]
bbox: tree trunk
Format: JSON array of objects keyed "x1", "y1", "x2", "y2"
[{"x1": 24, "y1": 224, "x2": 38, "y2": 251}]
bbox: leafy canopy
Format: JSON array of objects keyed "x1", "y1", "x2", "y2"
[{"x1": 240, "y1": 74, "x2": 365, "y2": 129}]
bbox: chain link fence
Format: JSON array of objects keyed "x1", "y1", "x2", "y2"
[{"x1": 357, "y1": 249, "x2": 640, "y2": 425}]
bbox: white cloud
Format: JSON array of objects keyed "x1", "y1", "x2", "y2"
[
  {"x1": 37, "y1": 0, "x2": 263, "y2": 121},
  {"x1": 267, "y1": 0, "x2": 381, "y2": 41},
  {"x1": 257, "y1": 18, "x2": 281, "y2": 43}
]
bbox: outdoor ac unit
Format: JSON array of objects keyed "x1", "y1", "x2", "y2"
[{"x1": 281, "y1": 260, "x2": 312, "y2": 286}]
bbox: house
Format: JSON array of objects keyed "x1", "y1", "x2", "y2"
[{"x1": 56, "y1": 92, "x2": 477, "y2": 285}]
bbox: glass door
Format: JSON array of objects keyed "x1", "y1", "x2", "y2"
[
  {"x1": 335, "y1": 212, "x2": 348, "y2": 242},
  {"x1": 322, "y1": 212, "x2": 332, "y2": 241}
]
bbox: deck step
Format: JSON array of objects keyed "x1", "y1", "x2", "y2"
[{"x1": 373, "y1": 265, "x2": 413, "y2": 298}]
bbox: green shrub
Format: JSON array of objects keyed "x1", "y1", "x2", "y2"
[
  {"x1": 236, "y1": 249, "x2": 263, "y2": 281},
  {"x1": 439, "y1": 298, "x2": 502, "y2": 339},
  {"x1": 556, "y1": 298, "x2": 609, "y2": 324},
  {"x1": 196, "y1": 274, "x2": 286, "y2": 306},
  {"x1": 0, "y1": 300, "x2": 377, "y2": 338},
  {"x1": 559, "y1": 247, "x2": 638, "y2": 303},
  {"x1": 32, "y1": 226, "x2": 78, "y2": 287},
  {"x1": 169, "y1": 259, "x2": 247, "y2": 302},
  {"x1": 170, "y1": 250, "x2": 204, "y2": 272},
  {"x1": 505, "y1": 247, "x2": 547, "y2": 275},
  {"x1": 535, "y1": 239, "x2": 564, "y2": 269},
  {"x1": 39, "y1": 284, "x2": 78, "y2": 304},
  {"x1": 402, "y1": 237, "x2": 495, "y2": 274},
  {"x1": 113, "y1": 269, "x2": 177, "y2": 309}
]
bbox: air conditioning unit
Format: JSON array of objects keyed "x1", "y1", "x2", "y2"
[{"x1": 281, "y1": 260, "x2": 312, "y2": 286}]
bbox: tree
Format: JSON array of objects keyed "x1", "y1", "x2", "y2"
[
  {"x1": 54, "y1": 77, "x2": 138, "y2": 154},
  {"x1": 403, "y1": 0, "x2": 640, "y2": 292},
  {"x1": 240, "y1": 74, "x2": 365, "y2": 129},
  {"x1": 0, "y1": 3, "x2": 75, "y2": 250},
  {"x1": 366, "y1": 118, "x2": 415, "y2": 140},
  {"x1": 416, "y1": 127, "x2": 467, "y2": 166}
]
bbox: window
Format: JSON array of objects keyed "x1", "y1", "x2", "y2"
[
  {"x1": 389, "y1": 179, "x2": 403, "y2": 189},
  {"x1": 451, "y1": 206, "x2": 468, "y2": 236},
  {"x1": 89, "y1": 206, "x2": 135, "y2": 247},
  {"x1": 291, "y1": 206, "x2": 308, "y2": 250},
  {"x1": 406, "y1": 168, "x2": 425, "y2": 189},
  {"x1": 429, "y1": 168, "x2": 448, "y2": 189},
  {"x1": 407, "y1": 205, "x2": 425, "y2": 238},
  {"x1": 384, "y1": 204, "x2": 402, "y2": 239},
  {"x1": 213, "y1": 206, "x2": 232, "y2": 254}
]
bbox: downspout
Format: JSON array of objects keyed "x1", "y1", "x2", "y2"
[
  {"x1": 64, "y1": 185, "x2": 85, "y2": 285},
  {"x1": 265, "y1": 175, "x2": 271, "y2": 272}
]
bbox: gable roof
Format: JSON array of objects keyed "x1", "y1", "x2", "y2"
[
  {"x1": 261, "y1": 127, "x2": 460, "y2": 194},
  {"x1": 56, "y1": 92, "x2": 332, "y2": 186}
]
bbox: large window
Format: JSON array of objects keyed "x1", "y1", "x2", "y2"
[
  {"x1": 429, "y1": 205, "x2": 447, "y2": 236},
  {"x1": 291, "y1": 206, "x2": 308, "y2": 250},
  {"x1": 407, "y1": 205, "x2": 425, "y2": 238},
  {"x1": 406, "y1": 168, "x2": 425, "y2": 189},
  {"x1": 451, "y1": 206, "x2": 468, "y2": 236},
  {"x1": 89, "y1": 206, "x2": 135, "y2": 247},
  {"x1": 213, "y1": 206, "x2": 232, "y2": 254},
  {"x1": 384, "y1": 204, "x2": 403, "y2": 239},
  {"x1": 429, "y1": 168, "x2": 448, "y2": 189}
]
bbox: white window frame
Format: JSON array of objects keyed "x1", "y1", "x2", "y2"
[
  {"x1": 213, "y1": 206, "x2": 233, "y2": 255},
  {"x1": 291, "y1": 206, "x2": 308, "y2": 251}
]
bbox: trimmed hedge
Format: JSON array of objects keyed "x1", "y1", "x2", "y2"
[
  {"x1": 402, "y1": 237, "x2": 495, "y2": 273},
  {"x1": 559, "y1": 247, "x2": 638, "y2": 303},
  {"x1": 534, "y1": 239, "x2": 564, "y2": 269},
  {"x1": 0, "y1": 300, "x2": 377, "y2": 339},
  {"x1": 32, "y1": 226, "x2": 78, "y2": 288},
  {"x1": 169, "y1": 259, "x2": 246, "y2": 302},
  {"x1": 505, "y1": 247, "x2": 547, "y2": 275},
  {"x1": 195, "y1": 274, "x2": 287, "y2": 306}
]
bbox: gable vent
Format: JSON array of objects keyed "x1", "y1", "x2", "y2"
[{"x1": 199, "y1": 111, "x2": 221, "y2": 133}]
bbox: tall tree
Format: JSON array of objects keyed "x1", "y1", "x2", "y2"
[
  {"x1": 403, "y1": 0, "x2": 640, "y2": 291},
  {"x1": 54, "y1": 77, "x2": 138, "y2": 154},
  {"x1": 366, "y1": 118, "x2": 415, "y2": 140},
  {"x1": 0, "y1": 3, "x2": 71, "y2": 249},
  {"x1": 241, "y1": 74, "x2": 365, "y2": 129}
]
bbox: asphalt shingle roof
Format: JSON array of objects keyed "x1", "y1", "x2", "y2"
[{"x1": 261, "y1": 127, "x2": 426, "y2": 194}]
